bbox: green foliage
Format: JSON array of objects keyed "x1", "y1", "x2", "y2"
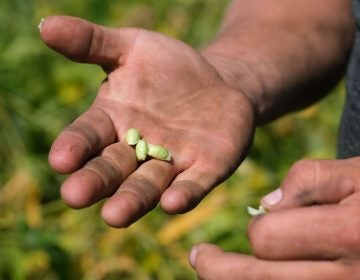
[{"x1": 0, "y1": 0, "x2": 344, "y2": 279}]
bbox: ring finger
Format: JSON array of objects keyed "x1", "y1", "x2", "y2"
[{"x1": 101, "y1": 159, "x2": 175, "y2": 227}]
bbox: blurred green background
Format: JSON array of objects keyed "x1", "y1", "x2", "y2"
[{"x1": 0, "y1": 0, "x2": 344, "y2": 279}]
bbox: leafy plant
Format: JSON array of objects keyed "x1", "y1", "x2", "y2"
[{"x1": 0, "y1": 0, "x2": 344, "y2": 279}]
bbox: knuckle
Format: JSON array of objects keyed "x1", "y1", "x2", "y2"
[
  {"x1": 85, "y1": 156, "x2": 119, "y2": 187},
  {"x1": 287, "y1": 159, "x2": 317, "y2": 181},
  {"x1": 282, "y1": 159, "x2": 321, "y2": 201},
  {"x1": 283, "y1": 160, "x2": 310, "y2": 190},
  {"x1": 66, "y1": 120, "x2": 100, "y2": 149}
]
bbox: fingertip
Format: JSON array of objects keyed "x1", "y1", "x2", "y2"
[
  {"x1": 161, "y1": 180, "x2": 207, "y2": 214},
  {"x1": 101, "y1": 205, "x2": 120, "y2": 228},
  {"x1": 39, "y1": 16, "x2": 69, "y2": 42},
  {"x1": 101, "y1": 205, "x2": 130, "y2": 229},
  {"x1": 160, "y1": 190, "x2": 190, "y2": 214},
  {"x1": 60, "y1": 175, "x2": 89, "y2": 209},
  {"x1": 48, "y1": 148, "x2": 73, "y2": 174},
  {"x1": 101, "y1": 193, "x2": 138, "y2": 228},
  {"x1": 48, "y1": 142, "x2": 87, "y2": 174},
  {"x1": 60, "y1": 168, "x2": 107, "y2": 209},
  {"x1": 189, "y1": 243, "x2": 223, "y2": 271},
  {"x1": 39, "y1": 15, "x2": 94, "y2": 61}
]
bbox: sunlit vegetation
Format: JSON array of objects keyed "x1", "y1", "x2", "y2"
[{"x1": 0, "y1": 0, "x2": 344, "y2": 279}]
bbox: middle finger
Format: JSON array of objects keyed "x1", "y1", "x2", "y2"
[{"x1": 101, "y1": 159, "x2": 175, "y2": 227}]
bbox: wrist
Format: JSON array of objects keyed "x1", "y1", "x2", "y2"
[{"x1": 201, "y1": 48, "x2": 268, "y2": 125}]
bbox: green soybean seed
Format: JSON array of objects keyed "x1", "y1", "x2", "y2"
[
  {"x1": 247, "y1": 205, "x2": 267, "y2": 216},
  {"x1": 148, "y1": 143, "x2": 171, "y2": 161},
  {"x1": 135, "y1": 139, "x2": 148, "y2": 161},
  {"x1": 126, "y1": 128, "x2": 141, "y2": 145}
]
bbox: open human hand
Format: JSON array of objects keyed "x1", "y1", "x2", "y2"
[
  {"x1": 40, "y1": 16, "x2": 255, "y2": 227},
  {"x1": 190, "y1": 157, "x2": 360, "y2": 279}
]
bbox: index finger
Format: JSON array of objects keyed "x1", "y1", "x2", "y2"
[{"x1": 49, "y1": 106, "x2": 116, "y2": 173}]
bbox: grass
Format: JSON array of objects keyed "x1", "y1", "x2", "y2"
[{"x1": 0, "y1": 0, "x2": 344, "y2": 279}]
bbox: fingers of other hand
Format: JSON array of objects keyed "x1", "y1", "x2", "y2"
[
  {"x1": 49, "y1": 107, "x2": 116, "y2": 173},
  {"x1": 101, "y1": 160, "x2": 174, "y2": 228},
  {"x1": 39, "y1": 15, "x2": 136, "y2": 68},
  {"x1": 248, "y1": 204, "x2": 360, "y2": 260},
  {"x1": 245, "y1": 157, "x2": 360, "y2": 274},
  {"x1": 190, "y1": 243, "x2": 351, "y2": 280},
  {"x1": 262, "y1": 158, "x2": 360, "y2": 210}
]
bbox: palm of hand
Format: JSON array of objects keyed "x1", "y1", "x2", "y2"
[{"x1": 41, "y1": 16, "x2": 255, "y2": 227}]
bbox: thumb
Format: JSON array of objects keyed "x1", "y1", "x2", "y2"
[
  {"x1": 261, "y1": 158, "x2": 358, "y2": 210},
  {"x1": 39, "y1": 15, "x2": 136, "y2": 69}
]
